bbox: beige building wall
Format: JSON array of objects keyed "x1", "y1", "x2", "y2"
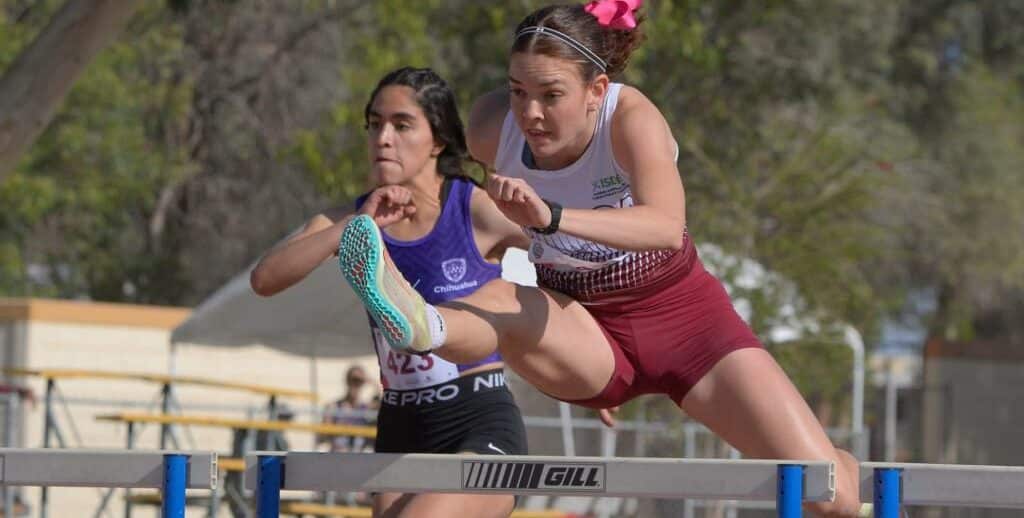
[
  {"x1": 1, "y1": 298, "x2": 378, "y2": 518},
  {"x1": 920, "y1": 339, "x2": 1024, "y2": 518}
]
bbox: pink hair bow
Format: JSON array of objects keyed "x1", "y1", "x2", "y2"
[{"x1": 584, "y1": 0, "x2": 642, "y2": 30}]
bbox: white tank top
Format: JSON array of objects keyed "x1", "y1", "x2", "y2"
[{"x1": 494, "y1": 83, "x2": 681, "y2": 299}]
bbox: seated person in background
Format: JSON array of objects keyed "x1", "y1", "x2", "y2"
[
  {"x1": 318, "y1": 365, "x2": 378, "y2": 453},
  {"x1": 316, "y1": 365, "x2": 380, "y2": 506}
]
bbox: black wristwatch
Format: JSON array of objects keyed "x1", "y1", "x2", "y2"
[{"x1": 532, "y1": 199, "x2": 562, "y2": 235}]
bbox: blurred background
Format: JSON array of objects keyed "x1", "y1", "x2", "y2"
[{"x1": 1, "y1": 1, "x2": 1023, "y2": 517}]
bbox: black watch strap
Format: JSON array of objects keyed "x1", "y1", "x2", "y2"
[{"x1": 532, "y1": 199, "x2": 562, "y2": 235}]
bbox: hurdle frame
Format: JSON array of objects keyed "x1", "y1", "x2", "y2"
[
  {"x1": 0, "y1": 448, "x2": 216, "y2": 517},
  {"x1": 245, "y1": 452, "x2": 835, "y2": 518},
  {"x1": 861, "y1": 462, "x2": 1024, "y2": 516},
  {"x1": 10, "y1": 449, "x2": 1017, "y2": 516}
]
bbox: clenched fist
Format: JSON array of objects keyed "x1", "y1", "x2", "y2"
[
  {"x1": 485, "y1": 173, "x2": 552, "y2": 229},
  {"x1": 359, "y1": 185, "x2": 417, "y2": 228}
]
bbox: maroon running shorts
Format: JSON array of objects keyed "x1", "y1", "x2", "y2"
[{"x1": 563, "y1": 238, "x2": 764, "y2": 409}]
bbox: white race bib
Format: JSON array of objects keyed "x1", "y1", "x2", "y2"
[{"x1": 373, "y1": 327, "x2": 460, "y2": 390}]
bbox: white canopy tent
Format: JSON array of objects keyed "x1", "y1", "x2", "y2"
[
  {"x1": 171, "y1": 260, "x2": 369, "y2": 359},
  {"x1": 170, "y1": 249, "x2": 537, "y2": 359}
]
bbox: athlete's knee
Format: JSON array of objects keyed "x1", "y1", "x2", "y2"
[
  {"x1": 472, "y1": 278, "x2": 519, "y2": 305},
  {"x1": 808, "y1": 478, "x2": 863, "y2": 518},
  {"x1": 444, "y1": 279, "x2": 520, "y2": 327},
  {"x1": 373, "y1": 493, "x2": 410, "y2": 518},
  {"x1": 475, "y1": 281, "x2": 548, "y2": 341},
  {"x1": 478, "y1": 495, "x2": 515, "y2": 518},
  {"x1": 395, "y1": 494, "x2": 514, "y2": 518},
  {"x1": 807, "y1": 498, "x2": 863, "y2": 518},
  {"x1": 809, "y1": 450, "x2": 862, "y2": 518}
]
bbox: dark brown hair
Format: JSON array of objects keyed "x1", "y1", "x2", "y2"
[
  {"x1": 365, "y1": 67, "x2": 471, "y2": 181},
  {"x1": 512, "y1": 4, "x2": 646, "y2": 80}
]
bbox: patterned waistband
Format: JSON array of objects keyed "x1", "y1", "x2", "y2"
[
  {"x1": 380, "y1": 368, "x2": 508, "y2": 408},
  {"x1": 537, "y1": 230, "x2": 692, "y2": 301}
]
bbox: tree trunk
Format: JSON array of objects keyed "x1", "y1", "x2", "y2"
[{"x1": 0, "y1": 0, "x2": 143, "y2": 180}]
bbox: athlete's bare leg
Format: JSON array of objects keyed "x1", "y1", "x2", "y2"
[
  {"x1": 374, "y1": 492, "x2": 514, "y2": 518},
  {"x1": 341, "y1": 219, "x2": 859, "y2": 516},
  {"x1": 434, "y1": 278, "x2": 615, "y2": 401},
  {"x1": 679, "y1": 348, "x2": 862, "y2": 518}
]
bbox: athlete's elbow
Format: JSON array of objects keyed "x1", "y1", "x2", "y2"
[
  {"x1": 658, "y1": 221, "x2": 686, "y2": 251},
  {"x1": 249, "y1": 268, "x2": 280, "y2": 297},
  {"x1": 640, "y1": 231, "x2": 682, "y2": 251},
  {"x1": 661, "y1": 232, "x2": 684, "y2": 251}
]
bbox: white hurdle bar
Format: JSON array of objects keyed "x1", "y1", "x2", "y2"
[
  {"x1": 245, "y1": 452, "x2": 835, "y2": 518},
  {"x1": 0, "y1": 448, "x2": 217, "y2": 517},
  {"x1": 861, "y1": 462, "x2": 1024, "y2": 518}
]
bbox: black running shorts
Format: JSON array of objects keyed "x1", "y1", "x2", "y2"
[{"x1": 374, "y1": 368, "x2": 528, "y2": 456}]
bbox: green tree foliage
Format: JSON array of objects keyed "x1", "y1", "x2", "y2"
[
  {"x1": 0, "y1": 3, "x2": 193, "y2": 301},
  {"x1": 292, "y1": 0, "x2": 438, "y2": 201},
  {"x1": 0, "y1": 2, "x2": 1022, "y2": 414},
  {"x1": 0, "y1": 0, "x2": 146, "y2": 179},
  {"x1": 875, "y1": 0, "x2": 1024, "y2": 341}
]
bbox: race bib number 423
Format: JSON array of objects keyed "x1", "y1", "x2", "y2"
[
  {"x1": 373, "y1": 327, "x2": 460, "y2": 389},
  {"x1": 385, "y1": 350, "x2": 434, "y2": 374}
]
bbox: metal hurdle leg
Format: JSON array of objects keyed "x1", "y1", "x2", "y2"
[
  {"x1": 874, "y1": 467, "x2": 902, "y2": 518},
  {"x1": 257, "y1": 455, "x2": 282, "y2": 518},
  {"x1": 3, "y1": 393, "x2": 17, "y2": 518},
  {"x1": 160, "y1": 383, "x2": 172, "y2": 450},
  {"x1": 125, "y1": 422, "x2": 136, "y2": 518},
  {"x1": 166, "y1": 390, "x2": 193, "y2": 449},
  {"x1": 92, "y1": 418, "x2": 138, "y2": 517},
  {"x1": 266, "y1": 396, "x2": 278, "y2": 421},
  {"x1": 40, "y1": 377, "x2": 66, "y2": 518},
  {"x1": 163, "y1": 454, "x2": 188, "y2": 518},
  {"x1": 777, "y1": 464, "x2": 805, "y2": 518},
  {"x1": 205, "y1": 467, "x2": 222, "y2": 518}
]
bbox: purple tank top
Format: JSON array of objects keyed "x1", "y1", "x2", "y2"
[{"x1": 357, "y1": 177, "x2": 503, "y2": 371}]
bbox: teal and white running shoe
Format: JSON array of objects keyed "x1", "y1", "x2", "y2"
[{"x1": 337, "y1": 215, "x2": 433, "y2": 353}]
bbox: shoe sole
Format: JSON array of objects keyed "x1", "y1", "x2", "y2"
[{"x1": 338, "y1": 215, "x2": 414, "y2": 350}]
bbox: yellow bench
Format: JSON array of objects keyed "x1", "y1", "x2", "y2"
[
  {"x1": 9, "y1": 367, "x2": 318, "y2": 454},
  {"x1": 5, "y1": 367, "x2": 317, "y2": 401},
  {"x1": 218, "y1": 457, "x2": 246, "y2": 472},
  {"x1": 97, "y1": 412, "x2": 376, "y2": 439},
  {"x1": 124, "y1": 492, "x2": 215, "y2": 507}
]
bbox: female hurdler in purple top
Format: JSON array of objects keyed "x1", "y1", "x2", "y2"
[
  {"x1": 251, "y1": 66, "x2": 531, "y2": 518},
  {"x1": 358, "y1": 176, "x2": 503, "y2": 372}
]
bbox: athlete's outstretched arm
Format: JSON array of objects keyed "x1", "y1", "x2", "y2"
[
  {"x1": 250, "y1": 207, "x2": 353, "y2": 297},
  {"x1": 251, "y1": 186, "x2": 417, "y2": 296}
]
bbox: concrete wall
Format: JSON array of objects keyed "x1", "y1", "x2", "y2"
[
  {"x1": 918, "y1": 340, "x2": 1024, "y2": 518},
  {"x1": 923, "y1": 358, "x2": 1024, "y2": 466},
  {"x1": 0, "y1": 297, "x2": 658, "y2": 517},
  {"x1": 1, "y1": 298, "x2": 377, "y2": 518}
]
